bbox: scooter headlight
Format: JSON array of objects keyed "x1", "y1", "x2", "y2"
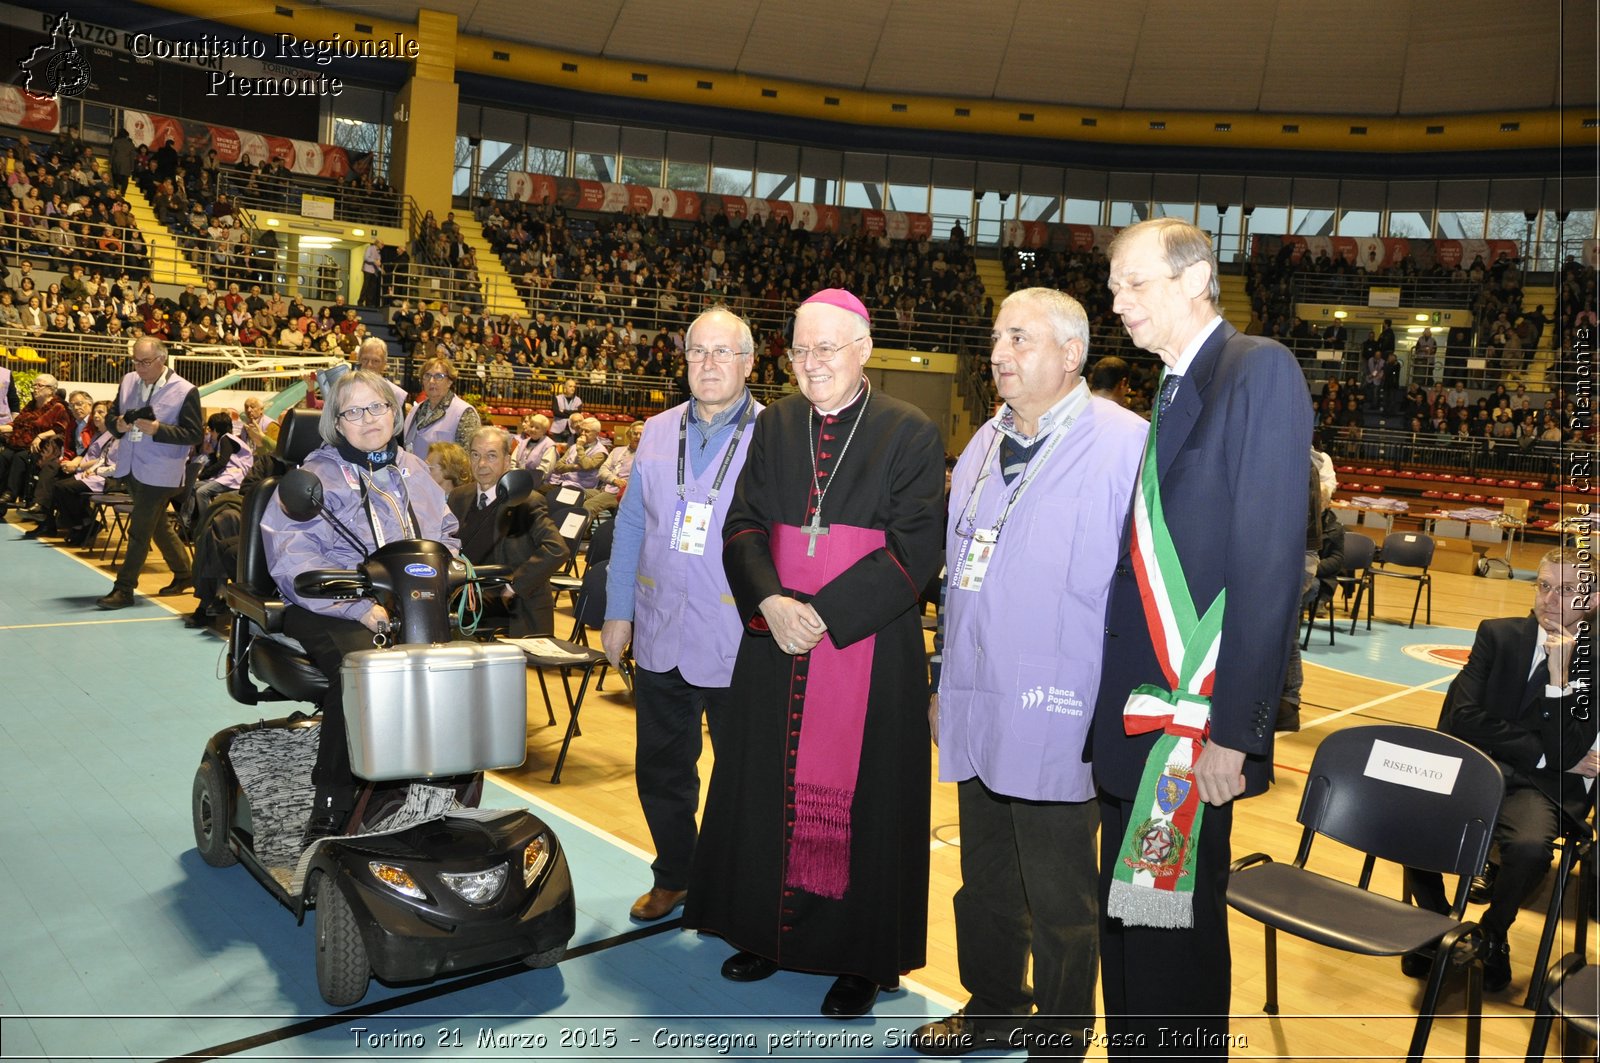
[
  {"x1": 524, "y1": 834, "x2": 551, "y2": 887},
  {"x1": 440, "y1": 865, "x2": 508, "y2": 905},
  {"x1": 369, "y1": 862, "x2": 427, "y2": 900}
]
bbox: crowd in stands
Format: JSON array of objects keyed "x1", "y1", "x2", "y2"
[
  {"x1": 474, "y1": 199, "x2": 989, "y2": 352},
  {"x1": 1245, "y1": 242, "x2": 1597, "y2": 377},
  {"x1": 2, "y1": 131, "x2": 153, "y2": 280}
]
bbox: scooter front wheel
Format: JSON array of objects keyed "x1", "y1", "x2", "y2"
[
  {"x1": 192, "y1": 754, "x2": 237, "y2": 868},
  {"x1": 523, "y1": 945, "x2": 565, "y2": 969},
  {"x1": 314, "y1": 873, "x2": 371, "y2": 1006}
]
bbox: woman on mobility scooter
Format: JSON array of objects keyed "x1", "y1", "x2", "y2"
[{"x1": 260, "y1": 368, "x2": 460, "y2": 846}]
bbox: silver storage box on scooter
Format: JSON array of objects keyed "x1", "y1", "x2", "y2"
[{"x1": 341, "y1": 643, "x2": 529, "y2": 780}]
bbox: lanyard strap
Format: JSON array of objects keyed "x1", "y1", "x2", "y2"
[
  {"x1": 676, "y1": 397, "x2": 753, "y2": 502},
  {"x1": 955, "y1": 408, "x2": 1079, "y2": 544},
  {"x1": 356, "y1": 467, "x2": 419, "y2": 550}
]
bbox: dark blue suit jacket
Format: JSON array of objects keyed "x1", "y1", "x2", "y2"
[{"x1": 1090, "y1": 321, "x2": 1313, "y2": 800}]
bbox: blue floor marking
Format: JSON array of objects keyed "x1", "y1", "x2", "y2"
[
  {"x1": 1300, "y1": 615, "x2": 1475, "y2": 689},
  {"x1": 0, "y1": 525, "x2": 960, "y2": 1062}
]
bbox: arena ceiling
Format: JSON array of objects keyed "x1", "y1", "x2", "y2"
[{"x1": 321, "y1": 0, "x2": 1595, "y2": 116}]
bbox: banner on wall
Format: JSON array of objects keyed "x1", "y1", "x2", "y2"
[
  {"x1": 1251, "y1": 234, "x2": 1520, "y2": 272},
  {"x1": 0, "y1": 84, "x2": 61, "y2": 133},
  {"x1": 121, "y1": 109, "x2": 360, "y2": 179},
  {"x1": 503, "y1": 171, "x2": 893, "y2": 235},
  {"x1": 1000, "y1": 220, "x2": 1118, "y2": 252}
]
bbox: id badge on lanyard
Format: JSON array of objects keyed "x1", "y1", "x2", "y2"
[
  {"x1": 670, "y1": 499, "x2": 714, "y2": 555},
  {"x1": 953, "y1": 529, "x2": 998, "y2": 592}
]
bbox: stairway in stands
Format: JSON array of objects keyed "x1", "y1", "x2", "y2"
[
  {"x1": 118, "y1": 179, "x2": 204, "y2": 289},
  {"x1": 452, "y1": 213, "x2": 528, "y2": 320},
  {"x1": 948, "y1": 252, "x2": 1014, "y2": 443},
  {"x1": 1515, "y1": 282, "x2": 1559, "y2": 389},
  {"x1": 1217, "y1": 273, "x2": 1252, "y2": 334}
]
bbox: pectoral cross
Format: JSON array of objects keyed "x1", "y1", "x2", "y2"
[{"x1": 802, "y1": 516, "x2": 828, "y2": 557}]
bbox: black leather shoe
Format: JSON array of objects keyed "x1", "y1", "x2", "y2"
[
  {"x1": 719, "y1": 950, "x2": 778, "y2": 983},
  {"x1": 301, "y1": 810, "x2": 346, "y2": 849},
  {"x1": 96, "y1": 588, "x2": 135, "y2": 610},
  {"x1": 183, "y1": 608, "x2": 212, "y2": 630},
  {"x1": 820, "y1": 974, "x2": 882, "y2": 1019},
  {"x1": 1468, "y1": 861, "x2": 1498, "y2": 905},
  {"x1": 157, "y1": 576, "x2": 194, "y2": 596},
  {"x1": 1480, "y1": 931, "x2": 1512, "y2": 992}
]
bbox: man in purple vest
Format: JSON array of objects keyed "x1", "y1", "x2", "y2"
[
  {"x1": 914, "y1": 289, "x2": 1147, "y2": 1056},
  {"x1": 98, "y1": 337, "x2": 203, "y2": 609},
  {"x1": 601, "y1": 306, "x2": 762, "y2": 925}
]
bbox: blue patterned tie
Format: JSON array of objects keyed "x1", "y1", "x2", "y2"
[{"x1": 1158, "y1": 373, "x2": 1183, "y2": 415}]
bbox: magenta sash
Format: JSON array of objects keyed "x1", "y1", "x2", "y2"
[{"x1": 771, "y1": 521, "x2": 884, "y2": 900}]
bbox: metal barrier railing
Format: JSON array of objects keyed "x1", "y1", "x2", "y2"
[
  {"x1": 1321, "y1": 425, "x2": 1570, "y2": 481},
  {"x1": 1289, "y1": 273, "x2": 1482, "y2": 310},
  {"x1": 217, "y1": 171, "x2": 402, "y2": 229}
]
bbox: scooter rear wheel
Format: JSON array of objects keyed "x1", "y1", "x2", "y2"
[
  {"x1": 314, "y1": 874, "x2": 371, "y2": 1006},
  {"x1": 192, "y1": 755, "x2": 237, "y2": 868}
]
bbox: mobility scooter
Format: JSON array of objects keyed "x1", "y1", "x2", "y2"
[{"x1": 190, "y1": 410, "x2": 575, "y2": 1006}]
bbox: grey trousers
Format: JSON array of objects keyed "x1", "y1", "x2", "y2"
[
  {"x1": 113, "y1": 475, "x2": 190, "y2": 593},
  {"x1": 953, "y1": 777, "x2": 1098, "y2": 1055}
]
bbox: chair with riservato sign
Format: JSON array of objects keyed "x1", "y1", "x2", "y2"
[{"x1": 1227, "y1": 724, "x2": 1504, "y2": 1063}]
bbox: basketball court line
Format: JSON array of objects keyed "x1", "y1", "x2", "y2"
[
  {"x1": 0, "y1": 615, "x2": 178, "y2": 630},
  {"x1": 488, "y1": 773, "x2": 962, "y2": 1011},
  {"x1": 1300, "y1": 673, "x2": 1456, "y2": 730}
]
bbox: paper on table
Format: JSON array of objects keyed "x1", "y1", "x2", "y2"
[{"x1": 500, "y1": 636, "x2": 593, "y2": 662}]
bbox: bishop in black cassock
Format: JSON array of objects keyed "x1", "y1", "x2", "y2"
[{"x1": 683, "y1": 290, "x2": 944, "y2": 1014}]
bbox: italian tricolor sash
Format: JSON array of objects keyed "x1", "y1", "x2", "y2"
[{"x1": 1107, "y1": 387, "x2": 1226, "y2": 929}]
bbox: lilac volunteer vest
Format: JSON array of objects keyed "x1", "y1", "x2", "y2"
[
  {"x1": 937, "y1": 398, "x2": 1148, "y2": 802},
  {"x1": 630, "y1": 398, "x2": 760, "y2": 686},
  {"x1": 402, "y1": 393, "x2": 470, "y2": 452},
  {"x1": 214, "y1": 432, "x2": 254, "y2": 490},
  {"x1": 113, "y1": 370, "x2": 197, "y2": 488},
  {"x1": 0, "y1": 366, "x2": 12, "y2": 425},
  {"x1": 517, "y1": 435, "x2": 555, "y2": 472}
]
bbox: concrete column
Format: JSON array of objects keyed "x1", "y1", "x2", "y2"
[{"x1": 390, "y1": 9, "x2": 459, "y2": 221}]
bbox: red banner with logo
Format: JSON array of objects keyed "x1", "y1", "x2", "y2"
[
  {"x1": 1253, "y1": 234, "x2": 1523, "y2": 273},
  {"x1": 0, "y1": 85, "x2": 60, "y2": 133},
  {"x1": 504, "y1": 172, "x2": 879, "y2": 234},
  {"x1": 123, "y1": 109, "x2": 355, "y2": 178}
]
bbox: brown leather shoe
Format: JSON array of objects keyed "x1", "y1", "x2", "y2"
[{"x1": 629, "y1": 887, "x2": 688, "y2": 922}]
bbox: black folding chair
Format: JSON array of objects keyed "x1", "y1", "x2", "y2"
[
  {"x1": 1523, "y1": 795, "x2": 1597, "y2": 1010},
  {"x1": 1337, "y1": 532, "x2": 1377, "y2": 635},
  {"x1": 1524, "y1": 954, "x2": 1597, "y2": 1062},
  {"x1": 1358, "y1": 531, "x2": 1434, "y2": 629},
  {"x1": 1227, "y1": 723, "x2": 1504, "y2": 1063}
]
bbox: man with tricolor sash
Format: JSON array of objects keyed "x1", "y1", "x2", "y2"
[{"x1": 1091, "y1": 219, "x2": 1312, "y2": 1055}]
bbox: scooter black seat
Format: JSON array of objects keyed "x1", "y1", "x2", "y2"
[
  {"x1": 248, "y1": 636, "x2": 328, "y2": 703},
  {"x1": 225, "y1": 409, "x2": 330, "y2": 707}
]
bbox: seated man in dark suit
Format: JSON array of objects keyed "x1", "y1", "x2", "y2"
[
  {"x1": 448, "y1": 426, "x2": 569, "y2": 636},
  {"x1": 1403, "y1": 546, "x2": 1599, "y2": 992}
]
